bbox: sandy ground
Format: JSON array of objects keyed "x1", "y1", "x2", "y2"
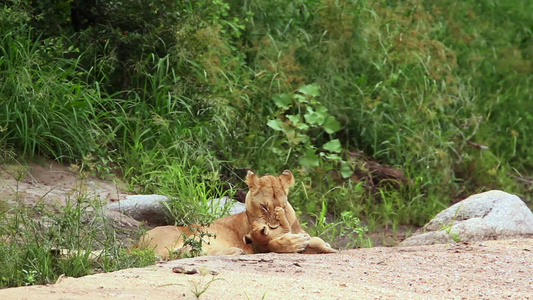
[
  {"x1": 1, "y1": 160, "x2": 532, "y2": 299},
  {"x1": 0, "y1": 160, "x2": 130, "y2": 207},
  {"x1": 0, "y1": 239, "x2": 531, "y2": 300}
]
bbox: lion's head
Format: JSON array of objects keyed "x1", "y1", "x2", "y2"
[{"x1": 245, "y1": 170, "x2": 295, "y2": 230}]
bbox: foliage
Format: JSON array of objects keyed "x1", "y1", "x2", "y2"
[
  {"x1": 267, "y1": 84, "x2": 348, "y2": 173},
  {"x1": 169, "y1": 228, "x2": 216, "y2": 259},
  {"x1": 188, "y1": 269, "x2": 224, "y2": 300},
  {"x1": 308, "y1": 197, "x2": 372, "y2": 248}
]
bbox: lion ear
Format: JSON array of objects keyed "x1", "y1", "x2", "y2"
[
  {"x1": 279, "y1": 169, "x2": 295, "y2": 192},
  {"x1": 246, "y1": 170, "x2": 260, "y2": 190}
]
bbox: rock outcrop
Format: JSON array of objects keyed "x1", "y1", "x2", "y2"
[
  {"x1": 400, "y1": 190, "x2": 533, "y2": 246},
  {"x1": 106, "y1": 194, "x2": 172, "y2": 225}
]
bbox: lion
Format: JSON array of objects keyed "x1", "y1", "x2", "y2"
[
  {"x1": 137, "y1": 170, "x2": 336, "y2": 259},
  {"x1": 243, "y1": 170, "x2": 337, "y2": 254}
]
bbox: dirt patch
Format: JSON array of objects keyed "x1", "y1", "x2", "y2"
[
  {"x1": 0, "y1": 239, "x2": 531, "y2": 299},
  {"x1": 0, "y1": 159, "x2": 130, "y2": 207}
]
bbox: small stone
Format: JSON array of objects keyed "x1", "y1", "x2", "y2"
[{"x1": 172, "y1": 266, "x2": 198, "y2": 275}]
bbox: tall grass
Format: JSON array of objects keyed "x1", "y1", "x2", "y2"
[{"x1": 0, "y1": 28, "x2": 96, "y2": 159}]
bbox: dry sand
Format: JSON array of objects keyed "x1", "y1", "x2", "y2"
[{"x1": 1, "y1": 239, "x2": 531, "y2": 300}]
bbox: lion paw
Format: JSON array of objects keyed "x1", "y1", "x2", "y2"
[
  {"x1": 270, "y1": 233, "x2": 310, "y2": 253},
  {"x1": 274, "y1": 207, "x2": 285, "y2": 220},
  {"x1": 210, "y1": 247, "x2": 245, "y2": 256},
  {"x1": 287, "y1": 233, "x2": 310, "y2": 252}
]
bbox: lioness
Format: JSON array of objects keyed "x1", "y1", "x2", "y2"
[
  {"x1": 244, "y1": 170, "x2": 337, "y2": 254},
  {"x1": 137, "y1": 170, "x2": 336, "y2": 259}
]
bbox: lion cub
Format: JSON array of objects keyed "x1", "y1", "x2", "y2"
[{"x1": 245, "y1": 206, "x2": 338, "y2": 254}]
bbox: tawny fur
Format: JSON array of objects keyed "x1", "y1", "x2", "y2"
[{"x1": 136, "y1": 212, "x2": 254, "y2": 260}]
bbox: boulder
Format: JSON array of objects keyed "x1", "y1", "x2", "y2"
[
  {"x1": 400, "y1": 190, "x2": 533, "y2": 246},
  {"x1": 105, "y1": 195, "x2": 246, "y2": 225},
  {"x1": 103, "y1": 209, "x2": 142, "y2": 229},
  {"x1": 106, "y1": 194, "x2": 172, "y2": 225},
  {"x1": 209, "y1": 197, "x2": 246, "y2": 215}
]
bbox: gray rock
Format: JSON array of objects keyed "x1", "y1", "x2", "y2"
[
  {"x1": 105, "y1": 195, "x2": 246, "y2": 225},
  {"x1": 208, "y1": 197, "x2": 246, "y2": 215},
  {"x1": 400, "y1": 190, "x2": 533, "y2": 246},
  {"x1": 450, "y1": 218, "x2": 494, "y2": 241},
  {"x1": 103, "y1": 209, "x2": 141, "y2": 229},
  {"x1": 399, "y1": 231, "x2": 454, "y2": 246},
  {"x1": 106, "y1": 194, "x2": 172, "y2": 225}
]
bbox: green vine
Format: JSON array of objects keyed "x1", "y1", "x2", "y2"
[{"x1": 268, "y1": 84, "x2": 352, "y2": 178}]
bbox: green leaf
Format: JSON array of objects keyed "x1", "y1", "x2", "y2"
[
  {"x1": 325, "y1": 153, "x2": 342, "y2": 160},
  {"x1": 303, "y1": 110, "x2": 315, "y2": 124},
  {"x1": 272, "y1": 93, "x2": 292, "y2": 109},
  {"x1": 316, "y1": 105, "x2": 328, "y2": 115},
  {"x1": 298, "y1": 84, "x2": 320, "y2": 97},
  {"x1": 323, "y1": 116, "x2": 341, "y2": 134},
  {"x1": 294, "y1": 94, "x2": 308, "y2": 103},
  {"x1": 286, "y1": 114, "x2": 300, "y2": 125},
  {"x1": 312, "y1": 106, "x2": 329, "y2": 126},
  {"x1": 298, "y1": 133, "x2": 310, "y2": 144},
  {"x1": 286, "y1": 130, "x2": 302, "y2": 145},
  {"x1": 304, "y1": 107, "x2": 326, "y2": 125},
  {"x1": 340, "y1": 160, "x2": 353, "y2": 178},
  {"x1": 297, "y1": 123, "x2": 309, "y2": 130},
  {"x1": 323, "y1": 139, "x2": 342, "y2": 153},
  {"x1": 298, "y1": 149, "x2": 319, "y2": 168},
  {"x1": 267, "y1": 119, "x2": 284, "y2": 131}
]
